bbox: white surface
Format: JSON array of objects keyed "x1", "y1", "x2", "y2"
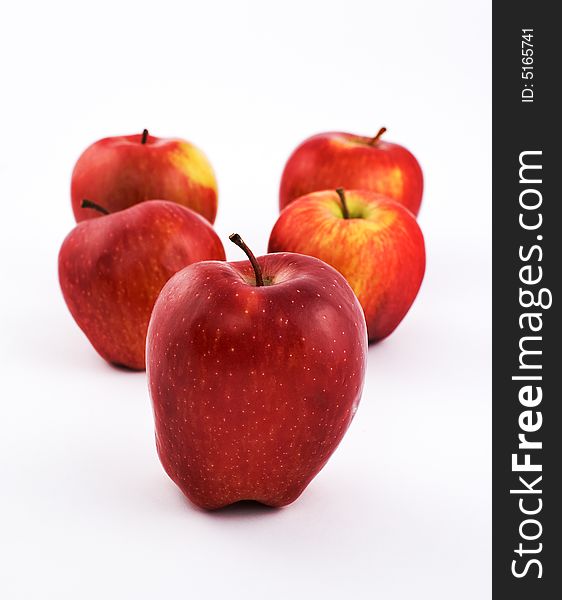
[{"x1": 0, "y1": 1, "x2": 491, "y2": 598}]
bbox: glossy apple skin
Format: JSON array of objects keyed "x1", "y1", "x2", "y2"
[
  {"x1": 279, "y1": 132, "x2": 423, "y2": 215},
  {"x1": 269, "y1": 190, "x2": 425, "y2": 342},
  {"x1": 59, "y1": 201, "x2": 225, "y2": 370},
  {"x1": 146, "y1": 253, "x2": 367, "y2": 509},
  {"x1": 71, "y1": 132, "x2": 218, "y2": 223}
]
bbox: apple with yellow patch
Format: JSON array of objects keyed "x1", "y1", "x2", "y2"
[
  {"x1": 71, "y1": 129, "x2": 218, "y2": 223},
  {"x1": 269, "y1": 189, "x2": 425, "y2": 342},
  {"x1": 279, "y1": 128, "x2": 423, "y2": 216}
]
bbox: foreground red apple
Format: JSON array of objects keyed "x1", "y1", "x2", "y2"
[
  {"x1": 279, "y1": 128, "x2": 423, "y2": 215},
  {"x1": 269, "y1": 189, "x2": 425, "y2": 342},
  {"x1": 59, "y1": 200, "x2": 225, "y2": 370},
  {"x1": 146, "y1": 235, "x2": 367, "y2": 509},
  {"x1": 71, "y1": 130, "x2": 218, "y2": 223}
]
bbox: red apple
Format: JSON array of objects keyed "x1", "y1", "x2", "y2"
[
  {"x1": 71, "y1": 130, "x2": 218, "y2": 223},
  {"x1": 279, "y1": 127, "x2": 423, "y2": 215},
  {"x1": 146, "y1": 235, "x2": 367, "y2": 509},
  {"x1": 59, "y1": 200, "x2": 225, "y2": 370},
  {"x1": 269, "y1": 189, "x2": 425, "y2": 342}
]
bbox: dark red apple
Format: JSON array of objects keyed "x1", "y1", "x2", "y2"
[
  {"x1": 71, "y1": 129, "x2": 218, "y2": 223},
  {"x1": 269, "y1": 189, "x2": 425, "y2": 341},
  {"x1": 59, "y1": 200, "x2": 225, "y2": 370},
  {"x1": 279, "y1": 127, "x2": 423, "y2": 215},
  {"x1": 146, "y1": 235, "x2": 367, "y2": 509}
]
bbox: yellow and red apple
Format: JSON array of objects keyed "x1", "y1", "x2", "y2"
[
  {"x1": 269, "y1": 189, "x2": 425, "y2": 342},
  {"x1": 279, "y1": 128, "x2": 423, "y2": 215},
  {"x1": 59, "y1": 200, "x2": 225, "y2": 370},
  {"x1": 71, "y1": 130, "x2": 218, "y2": 223}
]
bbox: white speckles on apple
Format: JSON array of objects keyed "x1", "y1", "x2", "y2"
[{"x1": 146, "y1": 256, "x2": 367, "y2": 509}]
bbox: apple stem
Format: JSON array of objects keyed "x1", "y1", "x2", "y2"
[
  {"x1": 141, "y1": 129, "x2": 149, "y2": 144},
  {"x1": 369, "y1": 126, "x2": 387, "y2": 145},
  {"x1": 229, "y1": 233, "x2": 264, "y2": 287},
  {"x1": 81, "y1": 199, "x2": 110, "y2": 215},
  {"x1": 335, "y1": 188, "x2": 350, "y2": 219}
]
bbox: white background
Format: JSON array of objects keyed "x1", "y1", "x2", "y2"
[{"x1": 0, "y1": 1, "x2": 491, "y2": 598}]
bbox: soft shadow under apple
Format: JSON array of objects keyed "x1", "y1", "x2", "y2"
[{"x1": 180, "y1": 493, "x2": 283, "y2": 520}]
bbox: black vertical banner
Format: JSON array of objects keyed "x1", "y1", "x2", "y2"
[{"x1": 493, "y1": 2, "x2": 561, "y2": 598}]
